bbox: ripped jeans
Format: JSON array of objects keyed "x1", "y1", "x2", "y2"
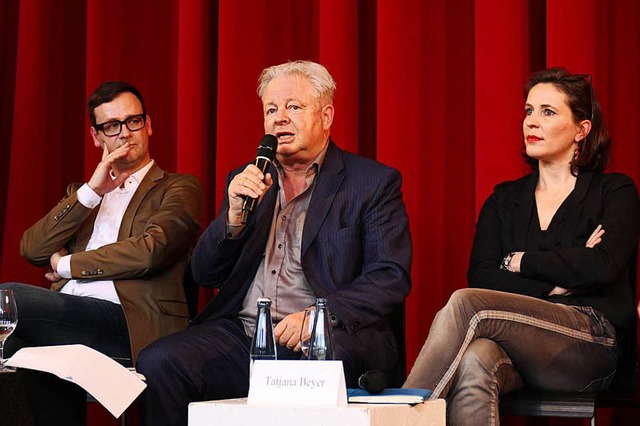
[{"x1": 403, "y1": 288, "x2": 618, "y2": 426}]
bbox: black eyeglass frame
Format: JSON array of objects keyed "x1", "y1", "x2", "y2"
[{"x1": 94, "y1": 114, "x2": 147, "y2": 137}]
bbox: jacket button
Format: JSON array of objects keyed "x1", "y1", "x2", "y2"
[{"x1": 330, "y1": 314, "x2": 342, "y2": 328}]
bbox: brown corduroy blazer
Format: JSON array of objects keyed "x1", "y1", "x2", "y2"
[{"x1": 20, "y1": 163, "x2": 202, "y2": 362}]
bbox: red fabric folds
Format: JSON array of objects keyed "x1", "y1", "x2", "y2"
[{"x1": 1, "y1": 2, "x2": 639, "y2": 424}]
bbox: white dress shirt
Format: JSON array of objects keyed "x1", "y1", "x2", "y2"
[{"x1": 58, "y1": 160, "x2": 154, "y2": 304}]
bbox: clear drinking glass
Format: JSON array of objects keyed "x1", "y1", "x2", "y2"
[
  {"x1": 300, "y1": 307, "x2": 316, "y2": 358},
  {"x1": 300, "y1": 299, "x2": 334, "y2": 360},
  {"x1": 0, "y1": 289, "x2": 18, "y2": 371}
]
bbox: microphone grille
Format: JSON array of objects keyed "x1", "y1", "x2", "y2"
[{"x1": 257, "y1": 134, "x2": 278, "y2": 160}]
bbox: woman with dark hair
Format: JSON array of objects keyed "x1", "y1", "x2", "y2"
[{"x1": 404, "y1": 68, "x2": 639, "y2": 425}]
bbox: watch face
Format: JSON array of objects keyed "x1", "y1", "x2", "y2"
[{"x1": 500, "y1": 253, "x2": 512, "y2": 271}]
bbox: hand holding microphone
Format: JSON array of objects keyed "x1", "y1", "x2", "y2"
[{"x1": 227, "y1": 135, "x2": 278, "y2": 225}]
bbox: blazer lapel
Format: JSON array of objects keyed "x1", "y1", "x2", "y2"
[
  {"x1": 251, "y1": 165, "x2": 279, "y2": 248},
  {"x1": 301, "y1": 142, "x2": 345, "y2": 257},
  {"x1": 512, "y1": 172, "x2": 538, "y2": 249},
  {"x1": 558, "y1": 170, "x2": 593, "y2": 247},
  {"x1": 118, "y1": 163, "x2": 163, "y2": 240}
]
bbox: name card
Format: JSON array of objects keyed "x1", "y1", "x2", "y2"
[{"x1": 248, "y1": 360, "x2": 347, "y2": 407}]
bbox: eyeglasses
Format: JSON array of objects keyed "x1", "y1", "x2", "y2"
[
  {"x1": 562, "y1": 74, "x2": 593, "y2": 122},
  {"x1": 95, "y1": 114, "x2": 146, "y2": 137}
]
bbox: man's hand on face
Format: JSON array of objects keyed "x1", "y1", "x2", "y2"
[
  {"x1": 227, "y1": 164, "x2": 273, "y2": 225},
  {"x1": 45, "y1": 248, "x2": 68, "y2": 282},
  {"x1": 87, "y1": 143, "x2": 132, "y2": 196}
]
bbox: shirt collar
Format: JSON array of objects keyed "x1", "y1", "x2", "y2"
[
  {"x1": 273, "y1": 142, "x2": 329, "y2": 176},
  {"x1": 110, "y1": 160, "x2": 155, "y2": 191},
  {"x1": 129, "y1": 159, "x2": 155, "y2": 185}
]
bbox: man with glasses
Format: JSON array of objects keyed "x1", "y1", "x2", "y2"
[{"x1": 1, "y1": 81, "x2": 202, "y2": 368}]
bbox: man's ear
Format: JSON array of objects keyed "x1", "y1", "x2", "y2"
[
  {"x1": 145, "y1": 115, "x2": 153, "y2": 137},
  {"x1": 321, "y1": 104, "x2": 334, "y2": 131},
  {"x1": 90, "y1": 127, "x2": 102, "y2": 148}
]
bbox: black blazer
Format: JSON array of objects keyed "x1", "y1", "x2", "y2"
[
  {"x1": 468, "y1": 170, "x2": 639, "y2": 333},
  {"x1": 191, "y1": 141, "x2": 412, "y2": 379}
]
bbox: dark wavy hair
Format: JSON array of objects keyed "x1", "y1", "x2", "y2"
[
  {"x1": 523, "y1": 67, "x2": 610, "y2": 172},
  {"x1": 88, "y1": 81, "x2": 146, "y2": 126}
]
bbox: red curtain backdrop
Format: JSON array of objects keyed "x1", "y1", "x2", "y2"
[{"x1": 1, "y1": 1, "x2": 639, "y2": 425}]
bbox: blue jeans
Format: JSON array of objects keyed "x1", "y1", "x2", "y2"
[
  {"x1": 0, "y1": 282, "x2": 131, "y2": 365},
  {"x1": 403, "y1": 288, "x2": 618, "y2": 426}
]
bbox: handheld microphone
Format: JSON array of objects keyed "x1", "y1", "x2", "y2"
[
  {"x1": 241, "y1": 134, "x2": 278, "y2": 224},
  {"x1": 358, "y1": 370, "x2": 386, "y2": 395}
]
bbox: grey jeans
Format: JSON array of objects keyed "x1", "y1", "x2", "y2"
[{"x1": 404, "y1": 288, "x2": 618, "y2": 426}]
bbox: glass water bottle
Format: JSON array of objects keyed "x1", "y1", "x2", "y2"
[{"x1": 249, "y1": 297, "x2": 277, "y2": 376}]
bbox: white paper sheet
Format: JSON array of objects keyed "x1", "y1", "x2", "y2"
[{"x1": 6, "y1": 344, "x2": 146, "y2": 418}]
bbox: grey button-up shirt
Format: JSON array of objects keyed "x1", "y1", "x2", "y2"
[{"x1": 237, "y1": 147, "x2": 328, "y2": 336}]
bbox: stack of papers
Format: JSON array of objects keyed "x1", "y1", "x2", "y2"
[{"x1": 6, "y1": 344, "x2": 146, "y2": 418}]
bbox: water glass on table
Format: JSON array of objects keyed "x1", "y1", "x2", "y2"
[
  {"x1": 300, "y1": 299, "x2": 334, "y2": 360},
  {"x1": 0, "y1": 289, "x2": 18, "y2": 372},
  {"x1": 300, "y1": 307, "x2": 316, "y2": 358}
]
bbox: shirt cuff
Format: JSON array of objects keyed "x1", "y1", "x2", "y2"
[
  {"x1": 77, "y1": 183, "x2": 102, "y2": 209},
  {"x1": 225, "y1": 223, "x2": 247, "y2": 239},
  {"x1": 57, "y1": 254, "x2": 72, "y2": 279}
]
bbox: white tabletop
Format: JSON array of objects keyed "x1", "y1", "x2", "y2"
[{"x1": 188, "y1": 397, "x2": 446, "y2": 426}]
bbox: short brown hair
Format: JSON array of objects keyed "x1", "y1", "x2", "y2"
[{"x1": 88, "y1": 81, "x2": 146, "y2": 126}]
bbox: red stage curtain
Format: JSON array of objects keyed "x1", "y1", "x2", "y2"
[{"x1": 1, "y1": 1, "x2": 639, "y2": 425}]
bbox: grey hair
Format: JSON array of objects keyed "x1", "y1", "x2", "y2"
[{"x1": 257, "y1": 60, "x2": 336, "y2": 104}]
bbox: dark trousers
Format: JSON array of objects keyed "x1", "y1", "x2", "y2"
[
  {"x1": 0, "y1": 282, "x2": 131, "y2": 364},
  {"x1": 137, "y1": 317, "x2": 399, "y2": 426},
  {"x1": 0, "y1": 282, "x2": 132, "y2": 426}
]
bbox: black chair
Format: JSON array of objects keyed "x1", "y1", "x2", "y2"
[
  {"x1": 87, "y1": 392, "x2": 128, "y2": 426},
  {"x1": 183, "y1": 265, "x2": 200, "y2": 320},
  {"x1": 500, "y1": 355, "x2": 640, "y2": 426},
  {"x1": 388, "y1": 302, "x2": 407, "y2": 387},
  {"x1": 501, "y1": 251, "x2": 639, "y2": 425},
  {"x1": 501, "y1": 306, "x2": 638, "y2": 424}
]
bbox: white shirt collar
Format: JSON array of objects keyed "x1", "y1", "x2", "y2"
[{"x1": 111, "y1": 160, "x2": 155, "y2": 192}]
